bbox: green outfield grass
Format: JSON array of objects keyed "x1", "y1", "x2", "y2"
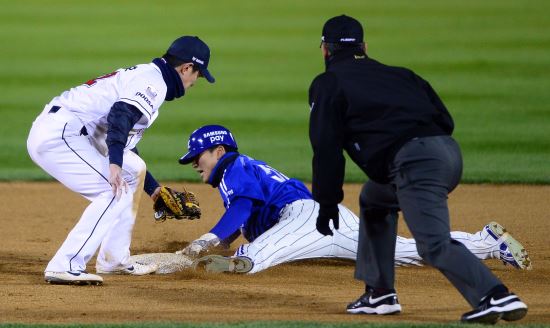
[{"x1": 1, "y1": 0, "x2": 549, "y2": 183}]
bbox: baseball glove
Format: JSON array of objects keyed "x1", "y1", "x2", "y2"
[{"x1": 153, "y1": 186, "x2": 201, "y2": 222}]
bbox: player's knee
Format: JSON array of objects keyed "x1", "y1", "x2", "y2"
[
  {"x1": 126, "y1": 153, "x2": 146, "y2": 177},
  {"x1": 132, "y1": 155, "x2": 147, "y2": 173}
]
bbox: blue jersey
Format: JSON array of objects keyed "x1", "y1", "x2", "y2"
[{"x1": 210, "y1": 154, "x2": 312, "y2": 242}]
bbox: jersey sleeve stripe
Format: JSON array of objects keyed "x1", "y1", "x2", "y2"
[{"x1": 119, "y1": 97, "x2": 152, "y2": 119}]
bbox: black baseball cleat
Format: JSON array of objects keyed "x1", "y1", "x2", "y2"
[
  {"x1": 461, "y1": 292, "x2": 527, "y2": 324},
  {"x1": 346, "y1": 289, "x2": 402, "y2": 315}
]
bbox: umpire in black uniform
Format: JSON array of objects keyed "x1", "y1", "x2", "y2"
[{"x1": 308, "y1": 15, "x2": 527, "y2": 324}]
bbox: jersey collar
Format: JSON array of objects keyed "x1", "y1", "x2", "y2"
[
  {"x1": 152, "y1": 58, "x2": 185, "y2": 101},
  {"x1": 325, "y1": 48, "x2": 368, "y2": 69},
  {"x1": 208, "y1": 152, "x2": 240, "y2": 187}
]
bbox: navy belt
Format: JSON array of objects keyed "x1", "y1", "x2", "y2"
[
  {"x1": 49, "y1": 105, "x2": 88, "y2": 136},
  {"x1": 48, "y1": 105, "x2": 61, "y2": 113}
]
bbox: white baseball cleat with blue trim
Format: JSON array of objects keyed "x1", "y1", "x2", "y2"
[
  {"x1": 484, "y1": 221, "x2": 532, "y2": 270},
  {"x1": 45, "y1": 270, "x2": 103, "y2": 285}
]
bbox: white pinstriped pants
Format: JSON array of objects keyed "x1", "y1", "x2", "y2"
[
  {"x1": 27, "y1": 106, "x2": 145, "y2": 273},
  {"x1": 235, "y1": 199, "x2": 500, "y2": 273}
]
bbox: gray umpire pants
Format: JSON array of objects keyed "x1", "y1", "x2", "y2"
[{"x1": 354, "y1": 135, "x2": 503, "y2": 307}]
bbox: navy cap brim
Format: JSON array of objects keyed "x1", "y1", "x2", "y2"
[
  {"x1": 200, "y1": 68, "x2": 215, "y2": 83},
  {"x1": 179, "y1": 150, "x2": 200, "y2": 164}
]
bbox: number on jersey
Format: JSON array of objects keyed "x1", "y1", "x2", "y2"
[
  {"x1": 84, "y1": 66, "x2": 136, "y2": 87},
  {"x1": 258, "y1": 164, "x2": 289, "y2": 183},
  {"x1": 85, "y1": 71, "x2": 118, "y2": 87}
]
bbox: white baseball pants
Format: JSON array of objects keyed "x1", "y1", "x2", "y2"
[
  {"x1": 235, "y1": 199, "x2": 500, "y2": 273},
  {"x1": 27, "y1": 106, "x2": 145, "y2": 273}
]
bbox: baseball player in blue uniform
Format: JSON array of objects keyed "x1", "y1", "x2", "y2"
[
  {"x1": 174, "y1": 125, "x2": 531, "y2": 274},
  {"x1": 27, "y1": 36, "x2": 214, "y2": 285}
]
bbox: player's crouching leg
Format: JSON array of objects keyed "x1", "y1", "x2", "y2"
[{"x1": 95, "y1": 152, "x2": 157, "y2": 276}]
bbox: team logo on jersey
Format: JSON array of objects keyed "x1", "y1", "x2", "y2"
[
  {"x1": 146, "y1": 86, "x2": 158, "y2": 99},
  {"x1": 135, "y1": 91, "x2": 154, "y2": 109}
]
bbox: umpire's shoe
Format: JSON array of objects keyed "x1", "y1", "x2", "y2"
[
  {"x1": 461, "y1": 292, "x2": 527, "y2": 324},
  {"x1": 45, "y1": 271, "x2": 103, "y2": 285},
  {"x1": 346, "y1": 288, "x2": 402, "y2": 315}
]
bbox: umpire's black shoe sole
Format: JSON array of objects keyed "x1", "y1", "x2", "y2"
[
  {"x1": 461, "y1": 292, "x2": 527, "y2": 324},
  {"x1": 502, "y1": 307, "x2": 528, "y2": 321}
]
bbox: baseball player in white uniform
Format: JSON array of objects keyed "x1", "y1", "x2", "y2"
[
  {"x1": 27, "y1": 36, "x2": 215, "y2": 285},
  {"x1": 175, "y1": 125, "x2": 531, "y2": 274}
]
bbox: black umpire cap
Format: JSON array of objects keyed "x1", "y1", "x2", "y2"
[{"x1": 321, "y1": 15, "x2": 364, "y2": 44}]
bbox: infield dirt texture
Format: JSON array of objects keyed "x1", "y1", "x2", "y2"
[
  {"x1": 1, "y1": 182, "x2": 549, "y2": 324},
  {"x1": 1, "y1": 0, "x2": 550, "y2": 326}
]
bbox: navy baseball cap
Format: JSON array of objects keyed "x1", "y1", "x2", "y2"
[
  {"x1": 321, "y1": 15, "x2": 364, "y2": 44},
  {"x1": 179, "y1": 125, "x2": 238, "y2": 164},
  {"x1": 167, "y1": 36, "x2": 215, "y2": 83}
]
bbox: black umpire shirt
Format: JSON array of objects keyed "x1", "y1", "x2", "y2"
[{"x1": 308, "y1": 48, "x2": 454, "y2": 207}]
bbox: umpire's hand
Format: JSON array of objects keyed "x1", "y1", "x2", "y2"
[{"x1": 316, "y1": 204, "x2": 339, "y2": 236}]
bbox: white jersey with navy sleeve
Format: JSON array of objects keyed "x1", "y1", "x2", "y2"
[
  {"x1": 44, "y1": 63, "x2": 166, "y2": 153},
  {"x1": 27, "y1": 61, "x2": 168, "y2": 274}
]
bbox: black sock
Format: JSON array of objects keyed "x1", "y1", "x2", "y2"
[{"x1": 366, "y1": 285, "x2": 396, "y2": 295}]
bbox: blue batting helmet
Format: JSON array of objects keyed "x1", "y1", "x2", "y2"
[{"x1": 179, "y1": 125, "x2": 238, "y2": 164}]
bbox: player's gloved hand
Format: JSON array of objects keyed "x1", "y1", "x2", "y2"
[
  {"x1": 153, "y1": 186, "x2": 201, "y2": 222},
  {"x1": 176, "y1": 233, "x2": 220, "y2": 258},
  {"x1": 316, "y1": 204, "x2": 339, "y2": 236}
]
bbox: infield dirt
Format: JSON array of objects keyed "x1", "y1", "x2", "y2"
[{"x1": 1, "y1": 183, "x2": 549, "y2": 324}]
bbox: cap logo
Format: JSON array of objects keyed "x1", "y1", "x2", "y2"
[
  {"x1": 340, "y1": 38, "x2": 356, "y2": 42},
  {"x1": 192, "y1": 56, "x2": 205, "y2": 65}
]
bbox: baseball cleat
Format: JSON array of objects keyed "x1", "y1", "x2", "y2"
[
  {"x1": 96, "y1": 261, "x2": 158, "y2": 275},
  {"x1": 346, "y1": 289, "x2": 402, "y2": 315},
  {"x1": 461, "y1": 292, "x2": 527, "y2": 324},
  {"x1": 193, "y1": 255, "x2": 253, "y2": 273},
  {"x1": 44, "y1": 271, "x2": 103, "y2": 285},
  {"x1": 484, "y1": 221, "x2": 532, "y2": 270}
]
